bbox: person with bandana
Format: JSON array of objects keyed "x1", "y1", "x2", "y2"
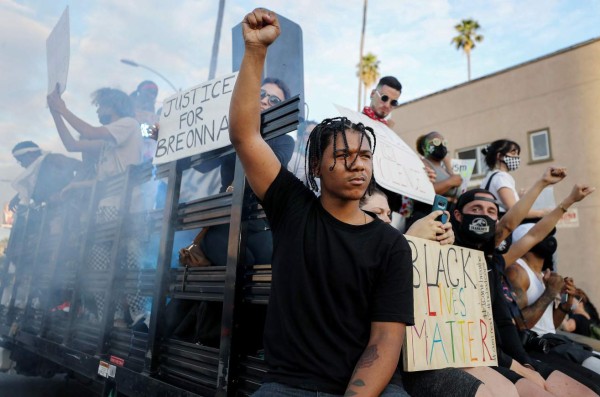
[
  {"x1": 363, "y1": 76, "x2": 402, "y2": 127},
  {"x1": 453, "y1": 169, "x2": 600, "y2": 395},
  {"x1": 480, "y1": 139, "x2": 549, "y2": 219}
]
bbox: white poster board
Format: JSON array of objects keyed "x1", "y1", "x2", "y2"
[
  {"x1": 403, "y1": 236, "x2": 497, "y2": 371},
  {"x1": 451, "y1": 159, "x2": 476, "y2": 194},
  {"x1": 335, "y1": 105, "x2": 435, "y2": 204},
  {"x1": 46, "y1": 7, "x2": 70, "y2": 94},
  {"x1": 153, "y1": 72, "x2": 238, "y2": 165}
]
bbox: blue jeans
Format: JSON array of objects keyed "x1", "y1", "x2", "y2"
[{"x1": 252, "y1": 382, "x2": 409, "y2": 397}]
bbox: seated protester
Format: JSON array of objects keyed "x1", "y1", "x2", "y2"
[
  {"x1": 480, "y1": 140, "x2": 550, "y2": 219},
  {"x1": 452, "y1": 169, "x2": 599, "y2": 396},
  {"x1": 506, "y1": 191, "x2": 600, "y2": 376},
  {"x1": 406, "y1": 131, "x2": 462, "y2": 228},
  {"x1": 362, "y1": 190, "x2": 522, "y2": 397},
  {"x1": 561, "y1": 289, "x2": 600, "y2": 338},
  {"x1": 10, "y1": 141, "x2": 81, "y2": 210},
  {"x1": 232, "y1": 9, "x2": 413, "y2": 396}
]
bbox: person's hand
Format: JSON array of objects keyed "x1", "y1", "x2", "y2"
[
  {"x1": 405, "y1": 211, "x2": 445, "y2": 242},
  {"x1": 543, "y1": 270, "x2": 565, "y2": 296},
  {"x1": 562, "y1": 276, "x2": 577, "y2": 298},
  {"x1": 437, "y1": 214, "x2": 455, "y2": 245},
  {"x1": 47, "y1": 85, "x2": 67, "y2": 114},
  {"x1": 540, "y1": 166, "x2": 567, "y2": 186},
  {"x1": 565, "y1": 184, "x2": 595, "y2": 204},
  {"x1": 242, "y1": 8, "x2": 280, "y2": 49},
  {"x1": 424, "y1": 165, "x2": 436, "y2": 183},
  {"x1": 8, "y1": 194, "x2": 20, "y2": 212},
  {"x1": 511, "y1": 361, "x2": 546, "y2": 389},
  {"x1": 149, "y1": 122, "x2": 160, "y2": 141}
]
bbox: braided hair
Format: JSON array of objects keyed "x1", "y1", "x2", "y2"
[{"x1": 305, "y1": 117, "x2": 376, "y2": 195}]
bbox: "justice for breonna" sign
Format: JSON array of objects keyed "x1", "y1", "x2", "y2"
[{"x1": 153, "y1": 72, "x2": 238, "y2": 165}]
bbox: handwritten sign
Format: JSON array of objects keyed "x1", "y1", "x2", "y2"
[
  {"x1": 403, "y1": 236, "x2": 497, "y2": 371},
  {"x1": 46, "y1": 7, "x2": 70, "y2": 94},
  {"x1": 335, "y1": 105, "x2": 435, "y2": 204},
  {"x1": 153, "y1": 72, "x2": 238, "y2": 164},
  {"x1": 451, "y1": 159, "x2": 475, "y2": 194}
]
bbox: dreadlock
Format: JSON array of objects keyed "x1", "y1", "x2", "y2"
[{"x1": 304, "y1": 117, "x2": 377, "y2": 195}]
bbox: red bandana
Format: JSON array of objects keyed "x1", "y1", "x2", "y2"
[{"x1": 362, "y1": 107, "x2": 387, "y2": 125}]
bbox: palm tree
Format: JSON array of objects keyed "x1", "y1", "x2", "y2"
[
  {"x1": 357, "y1": 0, "x2": 368, "y2": 111},
  {"x1": 357, "y1": 53, "x2": 380, "y2": 108},
  {"x1": 451, "y1": 19, "x2": 483, "y2": 81}
]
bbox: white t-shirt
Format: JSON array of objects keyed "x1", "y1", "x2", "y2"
[
  {"x1": 480, "y1": 170, "x2": 519, "y2": 213},
  {"x1": 97, "y1": 117, "x2": 142, "y2": 180}
]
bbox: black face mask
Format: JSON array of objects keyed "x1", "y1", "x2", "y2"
[
  {"x1": 429, "y1": 145, "x2": 448, "y2": 160},
  {"x1": 457, "y1": 214, "x2": 497, "y2": 248},
  {"x1": 99, "y1": 114, "x2": 112, "y2": 125},
  {"x1": 531, "y1": 236, "x2": 557, "y2": 259}
]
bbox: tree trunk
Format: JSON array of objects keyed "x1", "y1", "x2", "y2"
[
  {"x1": 357, "y1": 0, "x2": 368, "y2": 111},
  {"x1": 466, "y1": 48, "x2": 471, "y2": 81}
]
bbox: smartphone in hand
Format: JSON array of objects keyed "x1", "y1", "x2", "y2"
[{"x1": 431, "y1": 194, "x2": 449, "y2": 224}]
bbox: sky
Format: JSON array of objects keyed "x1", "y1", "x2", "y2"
[{"x1": 0, "y1": 0, "x2": 599, "y2": 238}]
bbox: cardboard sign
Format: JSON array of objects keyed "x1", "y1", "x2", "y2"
[
  {"x1": 335, "y1": 105, "x2": 435, "y2": 204},
  {"x1": 451, "y1": 159, "x2": 476, "y2": 194},
  {"x1": 153, "y1": 72, "x2": 238, "y2": 164},
  {"x1": 403, "y1": 236, "x2": 497, "y2": 371},
  {"x1": 46, "y1": 7, "x2": 70, "y2": 94}
]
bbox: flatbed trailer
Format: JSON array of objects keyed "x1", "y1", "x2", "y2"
[{"x1": 0, "y1": 97, "x2": 300, "y2": 396}]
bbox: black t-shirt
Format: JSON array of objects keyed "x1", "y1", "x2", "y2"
[{"x1": 261, "y1": 166, "x2": 414, "y2": 394}]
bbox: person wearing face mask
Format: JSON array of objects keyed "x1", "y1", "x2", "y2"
[
  {"x1": 506, "y1": 213, "x2": 600, "y2": 377},
  {"x1": 480, "y1": 139, "x2": 549, "y2": 219},
  {"x1": 406, "y1": 132, "x2": 462, "y2": 229},
  {"x1": 452, "y1": 171, "x2": 600, "y2": 395},
  {"x1": 47, "y1": 86, "x2": 142, "y2": 182}
]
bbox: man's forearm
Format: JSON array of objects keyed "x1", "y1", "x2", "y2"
[
  {"x1": 499, "y1": 179, "x2": 546, "y2": 240},
  {"x1": 61, "y1": 107, "x2": 106, "y2": 140},
  {"x1": 344, "y1": 325, "x2": 403, "y2": 396},
  {"x1": 521, "y1": 291, "x2": 556, "y2": 329}
]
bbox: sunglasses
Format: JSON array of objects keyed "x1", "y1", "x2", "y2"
[
  {"x1": 375, "y1": 90, "x2": 400, "y2": 107},
  {"x1": 427, "y1": 138, "x2": 448, "y2": 147},
  {"x1": 260, "y1": 89, "x2": 283, "y2": 106}
]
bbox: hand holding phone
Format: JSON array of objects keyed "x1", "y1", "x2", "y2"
[{"x1": 431, "y1": 194, "x2": 449, "y2": 224}]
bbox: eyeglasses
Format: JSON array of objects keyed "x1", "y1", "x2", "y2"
[
  {"x1": 375, "y1": 90, "x2": 400, "y2": 107},
  {"x1": 427, "y1": 138, "x2": 448, "y2": 147},
  {"x1": 260, "y1": 89, "x2": 283, "y2": 106}
]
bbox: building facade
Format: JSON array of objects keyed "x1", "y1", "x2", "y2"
[{"x1": 391, "y1": 38, "x2": 600, "y2": 305}]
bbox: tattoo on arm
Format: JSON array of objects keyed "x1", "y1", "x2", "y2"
[
  {"x1": 357, "y1": 345, "x2": 379, "y2": 369},
  {"x1": 344, "y1": 346, "x2": 379, "y2": 395}
]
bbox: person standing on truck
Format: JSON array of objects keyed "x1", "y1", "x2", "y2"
[{"x1": 230, "y1": 8, "x2": 413, "y2": 396}]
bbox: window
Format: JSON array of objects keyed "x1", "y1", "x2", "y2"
[
  {"x1": 528, "y1": 128, "x2": 552, "y2": 162},
  {"x1": 456, "y1": 143, "x2": 490, "y2": 178}
]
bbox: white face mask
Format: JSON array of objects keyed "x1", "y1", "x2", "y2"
[{"x1": 503, "y1": 155, "x2": 520, "y2": 171}]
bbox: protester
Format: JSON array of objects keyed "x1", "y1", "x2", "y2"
[
  {"x1": 130, "y1": 80, "x2": 160, "y2": 162},
  {"x1": 9, "y1": 141, "x2": 81, "y2": 211},
  {"x1": 406, "y1": 131, "x2": 463, "y2": 228},
  {"x1": 363, "y1": 76, "x2": 402, "y2": 126},
  {"x1": 561, "y1": 289, "x2": 600, "y2": 338},
  {"x1": 480, "y1": 140, "x2": 549, "y2": 219},
  {"x1": 506, "y1": 186, "x2": 600, "y2": 376},
  {"x1": 230, "y1": 9, "x2": 413, "y2": 396},
  {"x1": 47, "y1": 86, "x2": 145, "y2": 329},
  {"x1": 452, "y1": 169, "x2": 599, "y2": 396}
]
